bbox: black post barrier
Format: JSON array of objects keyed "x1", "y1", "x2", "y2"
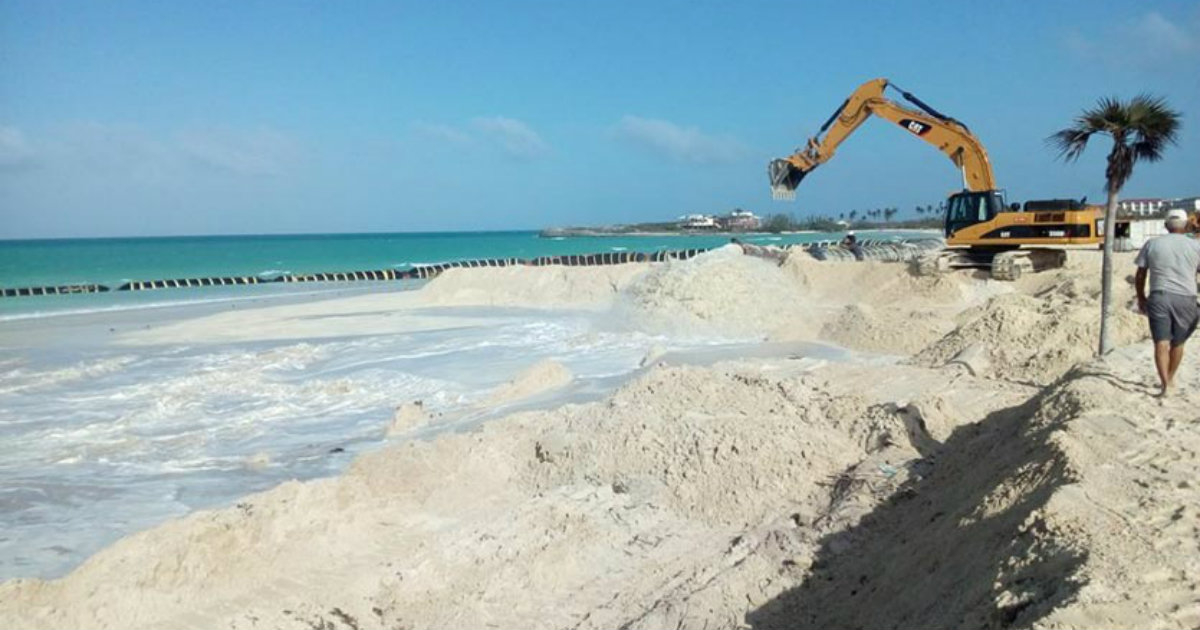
[{"x1": 6, "y1": 247, "x2": 729, "y2": 298}]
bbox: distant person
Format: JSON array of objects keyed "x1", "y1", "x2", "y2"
[
  {"x1": 1135, "y1": 208, "x2": 1200, "y2": 397},
  {"x1": 840, "y1": 231, "x2": 864, "y2": 261}
]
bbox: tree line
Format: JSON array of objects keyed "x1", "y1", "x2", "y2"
[{"x1": 760, "y1": 203, "x2": 946, "y2": 233}]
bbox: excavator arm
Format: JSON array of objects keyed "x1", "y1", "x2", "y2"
[{"x1": 770, "y1": 78, "x2": 997, "y2": 199}]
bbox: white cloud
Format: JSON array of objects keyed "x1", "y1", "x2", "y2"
[
  {"x1": 0, "y1": 126, "x2": 38, "y2": 171},
  {"x1": 611, "y1": 116, "x2": 746, "y2": 164},
  {"x1": 46, "y1": 122, "x2": 171, "y2": 181},
  {"x1": 470, "y1": 116, "x2": 551, "y2": 159},
  {"x1": 176, "y1": 127, "x2": 299, "y2": 177},
  {"x1": 1133, "y1": 11, "x2": 1195, "y2": 54},
  {"x1": 411, "y1": 117, "x2": 550, "y2": 159},
  {"x1": 411, "y1": 121, "x2": 474, "y2": 146},
  {"x1": 1, "y1": 123, "x2": 301, "y2": 181},
  {"x1": 1066, "y1": 11, "x2": 1198, "y2": 67}
]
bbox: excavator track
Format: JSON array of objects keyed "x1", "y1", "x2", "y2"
[
  {"x1": 913, "y1": 248, "x2": 991, "y2": 276},
  {"x1": 914, "y1": 248, "x2": 1067, "y2": 280},
  {"x1": 990, "y1": 249, "x2": 1068, "y2": 281}
]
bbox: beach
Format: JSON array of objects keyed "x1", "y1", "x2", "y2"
[{"x1": 2, "y1": 245, "x2": 1198, "y2": 629}]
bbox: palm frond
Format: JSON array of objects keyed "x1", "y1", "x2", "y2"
[
  {"x1": 1080, "y1": 97, "x2": 1129, "y2": 134},
  {"x1": 1127, "y1": 93, "x2": 1182, "y2": 163},
  {"x1": 1131, "y1": 137, "x2": 1168, "y2": 162},
  {"x1": 1050, "y1": 93, "x2": 1181, "y2": 173},
  {"x1": 1047, "y1": 127, "x2": 1092, "y2": 162}
]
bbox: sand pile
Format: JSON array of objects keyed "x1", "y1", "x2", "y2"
[
  {"x1": 781, "y1": 254, "x2": 970, "y2": 305},
  {"x1": 406, "y1": 245, "x2": 983, "y2": 354},
  {"x1": 9, "y1": 349, "x2": 1184, "y2": 629},
  {"x1": 817, "y1": 303, "x2": 948, "y2": 355},
  {"x1": 486, "y1": 358, "x2": 573, "y2": 405},
  {"x1": 1031, "y1": 347, "x2": 1200, "y2": 628},
  {"x1": 749, "y1": 346, "x2": 1200, "y2": 629},
  {"x1": 416, "y1": 263, "x2": 649, "y2": 310},
  {"x1": 0, "y1": 360, "x2": 1023, "y2": 630},
  {"x1": 614, "y1": 246, "x2": 819, "y2": 339},
  {"x1": 914, "y1": 253, "x2": 1147, "y2": 385},
  {"x1": 776, "y1": 255, "x2": 982, "y2": 353}
]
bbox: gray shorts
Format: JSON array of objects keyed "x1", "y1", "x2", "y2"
[{"x1": 1148, "y1": 291, "x2": 1200, "y2": 346}]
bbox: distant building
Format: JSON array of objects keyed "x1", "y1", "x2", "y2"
[
  {"x1": 1118, "y1": 198, "x2": 1166, "y2": 216},
  {"x1": 1166, "y1": 196, "x2": 1200, "y2": 213},
  {"x1": 1118, "y1": 196, "x2": 1200, "y2": 217},
  {"x1": 678, "y1": 214, "x2": 718, "y2": 230},
  {"x1": 722, "y1": 209, "x2": 761, "y2": 231}
]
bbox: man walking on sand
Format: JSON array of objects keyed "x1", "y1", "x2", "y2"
[{"x1": 1135, "y1": 209, "x2": 1200, "y2": 397}]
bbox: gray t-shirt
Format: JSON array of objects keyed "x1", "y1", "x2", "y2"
[{"x1": 1135, "y1": 233, "x2": 1200, "y2": 297}]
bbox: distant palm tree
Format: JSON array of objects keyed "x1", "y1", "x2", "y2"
[
  {"x1": 1049, "y1": 94, "x2": 1181, "y2": 355},
  {"x1": 848, "y1": 210, "x2": 858, "y2": 221}
]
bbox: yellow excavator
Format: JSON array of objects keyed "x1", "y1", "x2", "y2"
[{"x1": 769, "y1": 78, "x2": 1117, "y2": 280}]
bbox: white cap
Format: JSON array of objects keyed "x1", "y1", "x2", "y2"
[
  {"x1": 847, "y1": 230, "x2": 855, "y2": 236},
  {"x1": 1166, "y1": 208, "x2": 1189, "y2": 223}
]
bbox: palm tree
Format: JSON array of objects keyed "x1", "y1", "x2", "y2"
[{"x1": 1049, "y1": 94, "x2": 1181, "y2": 355}]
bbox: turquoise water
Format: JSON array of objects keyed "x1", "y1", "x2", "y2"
[{"x1": 0, "y1": 230, "x2": 933, "y2": 318}]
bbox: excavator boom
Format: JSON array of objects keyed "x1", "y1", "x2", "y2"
[{"x1": 769, "y1": 78, "x2": 997, "y2": 199}]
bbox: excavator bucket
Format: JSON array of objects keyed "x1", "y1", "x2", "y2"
[{"x1": 768, "y1": 159, "x2": 808, "y2": 201}]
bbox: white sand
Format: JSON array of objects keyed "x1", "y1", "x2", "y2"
[{"x1": 6, "y1": 247, "x2": 1196, "y2": 629}]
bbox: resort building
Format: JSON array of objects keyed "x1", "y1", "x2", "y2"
[
  {"x1": 723, "y1": 209, "x2": 761, "y2": 231},
  {"x1": 677, "y1": 214, "x2": 719, "y2": 230},
  {"x1": 677, "y1": 210, "x2": 763, "y2": 231},
  {"x1": 1118, "y1": 196, "x2": 1200, "y2": 217},
  {"x1": 1118, "y1": 198, "x2": 1166, "y2": 216},
  {"x1": 1167, "y1": 196, "x2": 1200, "y2": 213}
]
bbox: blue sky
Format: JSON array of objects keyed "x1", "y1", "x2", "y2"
[{"x1": 1, "y1": 1, "x2": 1198, "y2": 238}]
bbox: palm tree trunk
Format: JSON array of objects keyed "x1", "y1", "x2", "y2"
[{"x1": 1099, "y1": 187, "x2": 1119, "y2": 355}]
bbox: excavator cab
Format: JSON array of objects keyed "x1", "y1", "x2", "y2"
[{"x1": 944, "y1": 190, "x2": 1007, "y2": 238}]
